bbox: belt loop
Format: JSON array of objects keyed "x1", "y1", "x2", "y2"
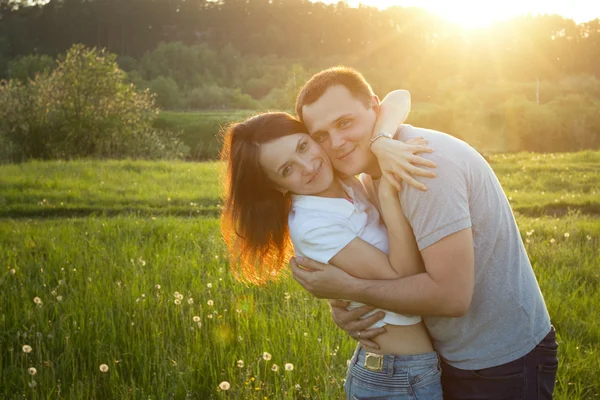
[
  {"x1": 387, "y1": 354, "x2": 395, "y2": 377},
  {"x1": 353, "y1": 344, "x2": 361, "y2": 366}
]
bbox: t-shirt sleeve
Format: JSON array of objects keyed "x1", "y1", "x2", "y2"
[
  {"x1": 290, "y1": 218, "x2": 357, "y2": 264},
  {"x1": 400, "y1": 155, "x2": 472, "y2": 250}
]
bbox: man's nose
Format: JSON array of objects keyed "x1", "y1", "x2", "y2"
[{"x1": 330, "y1": 132, "x2": 345, "y2": 150}]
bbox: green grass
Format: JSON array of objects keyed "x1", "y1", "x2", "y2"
[{"x1": 0, "y1": 152, "x2": 599, "y2": 399}]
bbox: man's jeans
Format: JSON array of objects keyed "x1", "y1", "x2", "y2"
[{"x1": 441, "y1": 326, "x2": 558, "y2": 400}]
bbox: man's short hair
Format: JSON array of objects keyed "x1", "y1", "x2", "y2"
[{"x1": 295, "y1": 66, "x2": 374, "y2": 122}]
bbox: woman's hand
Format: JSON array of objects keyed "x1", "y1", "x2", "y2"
[{"x1": 371, "y1": 137, "x2": 437, "y2": 191}]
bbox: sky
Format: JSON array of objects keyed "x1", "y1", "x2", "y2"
[{"x1": 318, "y1": 0, "x2": 600, "y2": 28}]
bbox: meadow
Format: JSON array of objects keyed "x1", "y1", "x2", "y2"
[{"x1": 0, "y1": 152, "x2": 599, "y2": 399}]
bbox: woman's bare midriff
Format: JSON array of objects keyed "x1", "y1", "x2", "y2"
[{"x1": 361, "y1": 321, "x2": 434, "y2": 355}]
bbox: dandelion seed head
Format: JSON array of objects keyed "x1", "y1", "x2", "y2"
[
  {"x1": 187, "y1": 298, "x2": 194, "y2": 305},
  {"x1": 207, "y1": 283, "x2": 212, "y2": 289},
  {"x1": 10, "y1": 268, "x2": 16, "y2": 274},
  {"x1": 193, "y1": 316, "x2": 201, "y2": 323},
  {"x1": 33, "y1": 297, "x2": 42, "y2": 305},
  {"x1": 285, "y1": 363, "x2": 294, "y2": 371},
  {"x1": 28, "y1": 367, "x2": 37, "y2": 376},
  {"x1": 262, "y1": 352, "x2": 272, "y2": 361},
  {"x1": 56, "y1": 296, "x2": 63, "y2": 302},
  {"x1": 271, "y1": 364, "x2": 279, "y2": 372},
  {"x1": 207, "y1": 300, "x2": 214, "y2": 306},
  {"x1": 174, "y1": 299, "x2": 181, "y2": 305},
  {"x1": 155, "y1": 284, "x2": 161, "y2": 290},
  {"x1": 99, "y1": 364, "x2": 109, "y2": 372},
  {"x1": 22, "y1": 345, "x2": 32, "y2": 353},
  {"x1": 207, "y1": 314, "x2": 213, "y2": 319},
  {"x1": 28, "y1": 380, "x2": 37, "y2": 388},
  {"x1": 237, "y1": 360, "x2": 244, "y2": 368},
  {"x1": 564, "y1": 232, "x2": 570, "y2": 238},
  {"x1": 218, "y1": 381, "x2": 230, "y2": 391}
]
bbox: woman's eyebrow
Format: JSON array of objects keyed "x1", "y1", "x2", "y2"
[{"x1": 277, "y1": 138, "x2": 304, "y2": 174}]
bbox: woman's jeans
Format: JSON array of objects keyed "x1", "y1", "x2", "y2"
[
  {"x1": 344, "y1": 345, "x2": 443, "y2": 399},
  {"x1": 441, "y1": 326, "x2": 559, "y2": 400}
]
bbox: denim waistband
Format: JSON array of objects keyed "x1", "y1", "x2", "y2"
[{"x1": 351, "y1": 345, "x2": 439, "y2": 373}]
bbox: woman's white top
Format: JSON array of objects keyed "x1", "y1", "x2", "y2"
[{"x1": 288, "y1": 177, "x2": 421, "y2": 328}]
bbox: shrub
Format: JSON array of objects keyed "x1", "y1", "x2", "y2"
[
  {"x1": 8, "y1": 54, "x2": 55, "y2": 82},
  {"x1": 0, "y1": 44, "x2": 185, "y2": 160},
  {"x1": 148, "y1": 76, "x2": 181, "y2": 109}
]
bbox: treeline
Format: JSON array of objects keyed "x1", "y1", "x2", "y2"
[
  {"x1": 1, "y1": 1, "x2": 599, "y2": 159},
  {"x1": 2, "y1": 0, "x2": 600, "y2": 91}
]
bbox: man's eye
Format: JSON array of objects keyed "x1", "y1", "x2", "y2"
[
  {"x1": 340, "y1": 120, "x2": 351, "y2": 128},
  {"x1": 299, "y1": 142, "x2": 308, "y2": 152},
  {"x1": 314, "y1": 133, "x2": 327, "y2": 143},
  {"x1": 282, "y1": 165, "x2": 292, "y2": 177}
]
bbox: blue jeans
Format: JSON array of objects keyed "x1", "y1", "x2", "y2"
[
  {"x1": 441, "y1": 326, "x2": 559, "y2": 400},
  {"x1": 344, "y1": 345, "x2": 443, "y2": 399}
]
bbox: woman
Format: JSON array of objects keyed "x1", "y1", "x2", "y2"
[{"x1": 220, "y1": 93, "x2": 442, "y2": 399}]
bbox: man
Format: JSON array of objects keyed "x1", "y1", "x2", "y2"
[{"x1": 290, "y1": 66, "x2": 558, "y2": 399}]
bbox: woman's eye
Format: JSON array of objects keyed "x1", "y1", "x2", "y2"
[
  {"x1": 299, "y1": 142, "x2": 308, "y2": 152},
  {"x1": 340, "y1": 120, "x2": 351, "y2": 128},
  {"x1": 282, "y1": 166, "x2": 292, "y2": 177}
]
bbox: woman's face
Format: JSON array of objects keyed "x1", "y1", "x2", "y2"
[{"x1": 258, "y1": 133, "x2": 335, "y2": 196}]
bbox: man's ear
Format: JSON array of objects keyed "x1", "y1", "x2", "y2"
[{"x1": 370, "y1": 95, "x2": 381, "y2": 114}]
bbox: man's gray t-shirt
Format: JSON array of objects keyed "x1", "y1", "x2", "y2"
[{"x1": 375, "y1": 125, "x2": 551, "y2": 370}]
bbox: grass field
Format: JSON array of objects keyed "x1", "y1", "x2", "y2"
[{"x1": 1, "y1": 152, "x2": 599, "y2": 399}]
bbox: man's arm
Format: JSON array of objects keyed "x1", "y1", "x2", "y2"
[{"x1": 293, "y1": 227, "x2": 474, "y2": 317}]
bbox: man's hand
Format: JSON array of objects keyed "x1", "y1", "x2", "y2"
[
  {"x1": 290, "y1": 256, "x2": 355, "y2": 299},
  {"x1": 329, "y1": 299, "x2": 387, "y2": 350},
  {"x1": 371, "y1": 137, "x2": 437, "y2": 191}
]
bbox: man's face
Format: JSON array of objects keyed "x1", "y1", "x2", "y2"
[{"x1": 301, "y1": 85, "x2": 379, "y2": 177}]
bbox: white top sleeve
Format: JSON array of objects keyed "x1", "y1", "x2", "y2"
[{"x1": 292, "y1": 218, "x2": 357, "y2": 263}]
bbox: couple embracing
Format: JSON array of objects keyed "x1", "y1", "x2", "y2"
[{"x1": 220, "y1": 66, "x2": 558, "y2": 399}]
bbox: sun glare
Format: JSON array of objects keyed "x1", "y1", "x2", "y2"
[{"x1": 337, "y1": 0, "x2": 600, "y2": 28}]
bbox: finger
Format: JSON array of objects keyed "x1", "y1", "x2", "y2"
[
  {"x1": 408, "y1": 144, "x2": 433, "y2": 154},
  {"x1": 396, "y1": 170, "x2": 427, "y2": 191},
  {"x1": 405, "y1": 137, "x2": 426, "y2": 145},
  {"x1": 295, "y1": 256, "x2": 325, "y2": 272},
  {"x1": 329, "y1": 299, "x2": 350, "y2": 308},
  {"x1": 338, "y1": 305, "x2": 378, "y2": 325},
  {"x1": 290, "y1": 258, "x2": 314, "y2": 279},
  {"x1": 358, "y1": 326, "x2": 387, "y2": 340},
  {"x1": 410, "y1": 155, "x2": 437, "y2": 169},
  {"x1": 359, "y1": 339, "x2": 380, "y2": 349},
  {"x1": 406, "y1": 164, "x2": 437, "y2": 178},
  {"x1": 343, "y1": 311, "x2": 385, "y2": 331}
]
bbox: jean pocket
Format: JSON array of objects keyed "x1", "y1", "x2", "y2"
[
  {"x1": 537, "y1": 363, "x2": 558, "y2": 398},
  {"x1": 411, "y1": 364, "x2": 442, "y2": 387},
  {"x1": 471, "y1": 357, "x2": 525, "y2": 380}
]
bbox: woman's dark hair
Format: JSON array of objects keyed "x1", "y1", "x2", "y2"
[{"x1": 220, "y1": 112, "x2": 307, "y2": 284}]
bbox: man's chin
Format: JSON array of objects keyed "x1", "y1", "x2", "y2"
[{"x1": 333, "y1": 162, "x2": 362, "y2": 178}]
